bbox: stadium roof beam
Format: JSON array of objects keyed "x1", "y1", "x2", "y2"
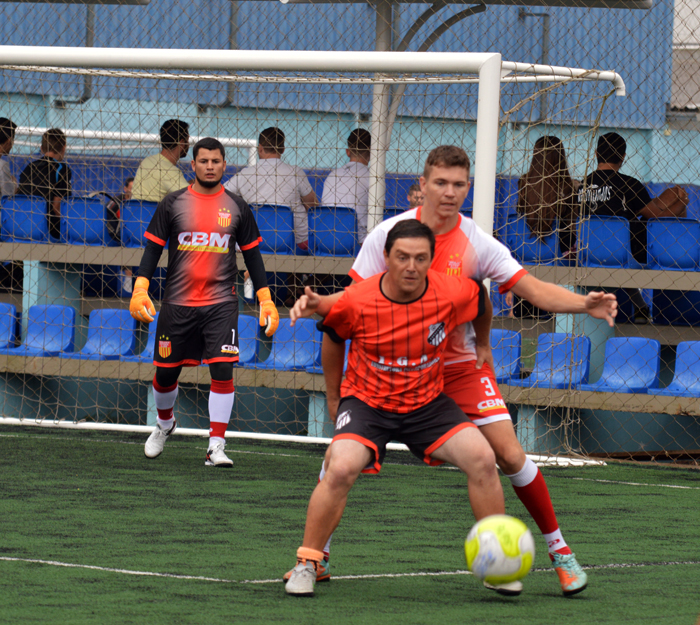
[{"x1": 6, "y1": 1, "x2": 149, "y2": 4}]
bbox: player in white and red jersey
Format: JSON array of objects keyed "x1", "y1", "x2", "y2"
[{"x1": 289, "y1": 145, "x2": 617, "y2": 597}]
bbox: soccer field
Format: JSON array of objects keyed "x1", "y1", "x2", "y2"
[{"x1": 1, "y1": 424, "x2": 699, "y2": 625}]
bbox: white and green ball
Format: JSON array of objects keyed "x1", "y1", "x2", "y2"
[{"x1": 465, "y1": 515, "x2": 535, "y2": 584}]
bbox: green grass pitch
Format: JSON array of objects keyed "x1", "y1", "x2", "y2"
[{"x1": 1, "y1": 424, "x2": 699, "y2": 625}]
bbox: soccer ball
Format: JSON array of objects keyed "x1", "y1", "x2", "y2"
[{"x1": 465, "y1": 514, "x2": 535, "y2": 585}]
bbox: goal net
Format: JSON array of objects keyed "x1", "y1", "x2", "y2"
[{"x1": 1, "y1": 45, "x2": 690, "y2": 465}]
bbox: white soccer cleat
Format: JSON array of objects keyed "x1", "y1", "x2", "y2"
[
  {"x1": 483, "y1": 579, "x2": 524, "y2": 596},
  {"x1": 205, "y1": 442, "x2": 234, "y2": 467},
  {"x1": 144, "y1": 420, "x2": 177, "y2": 459},
  {"x1": 285, "y1": 560, "x2": 317, "y2": 597}
]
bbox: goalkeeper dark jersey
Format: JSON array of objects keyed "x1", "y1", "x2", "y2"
[{"x1": 144, "y1": 185, "x2": 261, "y2": 307}]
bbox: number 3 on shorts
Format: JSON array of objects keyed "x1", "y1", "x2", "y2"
[{"x1": 480, "y1": 376, "x2": 496, "y2": 397}]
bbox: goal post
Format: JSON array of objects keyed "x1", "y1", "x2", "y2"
[{"x1": 0, "y1": 44, "x2": 646, "y2": 462}]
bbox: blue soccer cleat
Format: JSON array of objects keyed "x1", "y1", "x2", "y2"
[{"x1": 552, "y1": 552, "x2": 588, "y2": 596}]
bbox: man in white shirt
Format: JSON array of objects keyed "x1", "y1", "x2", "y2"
[
  {"x1": 225, "y1": 127, "x2": 317, "y2": 252},
  {"x1": 321, "y1": 129, "x2": 370, "y2": 242},
  {"x1": 132, "y1": 119, "x2": 190, "y2": 202},
  {"x1": 0, "y1": 118, "x2": 18, "y2": 197}
]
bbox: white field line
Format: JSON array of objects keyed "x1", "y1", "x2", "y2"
[
  {"x1": 0, "y1": 417, "x2": 604, "y2": 467},
  {"x1": 1, "y1": 556, "x2": 698, "y2": 585}
]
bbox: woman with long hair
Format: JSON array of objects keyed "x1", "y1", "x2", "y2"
[{"x1": 517, "y1": 135, "x2": 579, "y2": 256}]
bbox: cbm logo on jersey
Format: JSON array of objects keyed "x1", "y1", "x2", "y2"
[
  {"x1": 335, "y1": 410, "x2": 352, "y2": 430},
  {"x1": 218, "y1": 208, "x2": 231, "y2": 228},
  {"x1": 158, "y1": 336, "x2": 172, "y2": 359},
  {"x1": 177, "y1": 231, "x2": 231, "y2": 254},
  {"x1": 427, "y1": 322, "x2": 446, "y2": 346}
]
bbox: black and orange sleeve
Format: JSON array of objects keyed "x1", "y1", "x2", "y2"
[
  {"x1": 320, "y1": 291, "x2": 356, "y2": 343},
  {"x1": 454, "y1": 278, "x2": 486, "y2": 325},
  {"x1": 232, "y1": 193, "x2": 262, "y2": 251},
  {"x1": 144, "y1": 195, "x2": 171, "y2": 248}
]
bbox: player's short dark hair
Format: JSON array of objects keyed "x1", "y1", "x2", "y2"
[
  {"x1": 41, "y1": 128, "x2": 67, "y2": 154},
  {"x1": 259, "y1": 127, "x2": 285, "y2": 155},
  {"x1": 160, "y1": 119, "x2": 189, "y2": 151},
  {"x1": 408, "y1": 182, "x2": 421, "y2": 195},
  {"x1": 124, "y1": 176, "x2": 134, "y2": 186},
  {"x1": 0, "y1": 118, "x2": 17, "y2": 144},
  {"x1": 385, "y1": 219, "x2": 435, "y2": 259},
  {"x1": 192, "y1": 137, "x2": 226, "y2": 160},
  {"x1": 347, "y1": 128, "x2": 371, "y2": 155},
  {"x1": 596, "y1": 132, "x2": 626, "y2": 165},
  {"x1": 423, "y1": 145, "x2": 470, "y2": 179}
]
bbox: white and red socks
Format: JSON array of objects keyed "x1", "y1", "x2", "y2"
[
  {"x1": 152, "y1": 375, "x2": 178, "y2": 432},
  {"x1": 208, "y1": 379, "x2": 234, "y2": 450},
  {"x1": 505, "y1": 457, "x2": 572, "y2": 561}
]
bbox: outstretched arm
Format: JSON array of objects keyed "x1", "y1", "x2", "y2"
[
  {"x1": 510, "y1": 274, "x2": 617, "y2": 327},
  {"x1": 289, "y1": 287, "x2": 345, "y2": 325}
]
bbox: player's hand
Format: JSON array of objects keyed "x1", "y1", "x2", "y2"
[
  {"x1": 584, "y1": 291, "x2": 618, "y2": 327},
  {"x1": 327, "y1": 394, "x2": 340, "y2": 423},
  {"x1": 289, "y1": 287, "x2": 321, "y2": 326},
  {"x1": 129, "y1": 277, "x2": 155, "y2": 323},
  {"x1": 257, "y1": 287, "x2": 279, "y2": 337},
  {"x1": 475, "y1": 343, "x2": 495, "y2": 372}
]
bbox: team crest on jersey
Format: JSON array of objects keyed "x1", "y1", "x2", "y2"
[
  {"x1": 446, "y1": 253, "x2": 462, "y2": 277},
  {"x1": 335, "y1": 410, "x2": 352, "y2": 430},
  {"x1": 218, "y1": 208, "x2": 231, "y2": 228},
  {"x1": 427, "y1": 322, "x2": 446, "y2": 346},
  {"x1": 158, "y1": 336, "x2": 172, "y2": 359}
]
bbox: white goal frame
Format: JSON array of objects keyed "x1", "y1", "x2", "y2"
[{"x1": 0, "y1": 45, "x2": 625, "y2": 237}]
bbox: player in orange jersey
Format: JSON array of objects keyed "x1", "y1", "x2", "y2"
[
  {"x1": 285, "y1": 219, "x2": 504, "y2": 597},
  {"x1": 130, "y1": 137, "x2": 279, "y2": 467},
  {"x1": 289, "y1": 146, "x2": 616, "y2": 596}
]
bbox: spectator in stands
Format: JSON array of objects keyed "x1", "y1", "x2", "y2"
[
  {"x1": 132, "y1": 119, "x2": 189, "y2": 202},
  {"x1": 517, "y1": 135, "x2": 579, "y2": 258},
  {"x1": 580, "y1": 132, "x2": 689, "y2": 323},
  {"x1": 0, "y1": 118, "x2": 18, "y2": 197},
  {"x1": 407, "y1": 182, "x2": 423, "y2": 209},
  {"x1": 18, "y1": 128, "x2": 71, "y2": 239},
  {"x1": 321, "y1": 128, "x2": 370, "y2": 242},
  {"x1": 226, "y1": 127, "x2": 317, "y2": 305},
  {"x1": 106, "y1": 176, "x2": 135, "y2": 295}
]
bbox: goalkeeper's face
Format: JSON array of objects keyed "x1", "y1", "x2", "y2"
[
  {"x1": 420, "y1": 165, "x2": 471, "y2": 224},
  {"x1": 192, "y1": 148, "x2": 227, "y2": 189}
]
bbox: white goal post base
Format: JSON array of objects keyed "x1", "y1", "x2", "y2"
[{"x1": 0, "y1": 417, "x2": 606, "y2": 467}]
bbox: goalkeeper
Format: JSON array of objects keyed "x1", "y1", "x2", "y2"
[{"x1": 130, "y1": 137, "x2": 279, "y2": 467}]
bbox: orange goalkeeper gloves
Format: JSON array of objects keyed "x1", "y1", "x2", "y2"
[
  {"x1": 257, "y1": 287, "x2": 279, "y2": 337},
  {"x1": 129, "y1": 277, "x2": 156, "y2": 323}
]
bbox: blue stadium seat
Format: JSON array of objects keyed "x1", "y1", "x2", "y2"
[
  {"x1": 578, "y1": 337, "x2": 660, "y2": 393},
  {"x1": 305, "y1": 338, "x2": 349, "y2": 375},
  {"x1": 309, "y1": 206, "x2": 358, "y2": 257},
  {"x1": 654, "y1": 341, "x2": 700, "y2": 397},
  {"x1": 0, "y1": 195, "x2": 50, "y2": 243},
  {"x1": 121, "y1": 200, "x2": 159, "y2": 248},
  {"x1": 62, "y1": 197, "x2": 118, "y2": 247},
  {"x1": 651, "y1": 290, "x2": 700, "y2": 327},
  {"x1": 237, "y1": 314, "x2": 260, "y2": 365},
  {"x1": 579, "y1": 216, "x2": 641, "y2": 268},
  {"x1": 0, "y1": 305, "x2": 75, "y2": 357},
  {"x1": 494, "y1": 177, "x2": 520, "y2": 239},
  {"x1": 62, "y1": 309, "x2": 137, "y2": 361},
  {"x1": 252, "y1": 204, "x2": 296, "y2": 254},
  {"x1": 647, "y1": 218, "x2": 700, "y2": 271},
  {"x1": 509, "y1": 332, "x2": 590, "y2": 389},
  {"x1": 0, "y1": 303, "x2": 19, "y2": 349},
  {"x1": 491, "y1": 329, "x2": 521, "y2": 383},
  {"x1": 504, "y1": 215, "x2": 560, "y2": 265},
  {"x1": 120, "y1": 312, "x2": 159, "y2": 363},
  {"x1": 251, "y1": 318, "x2": 321, "y2": 371}
]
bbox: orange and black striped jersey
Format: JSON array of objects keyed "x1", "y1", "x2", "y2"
[
  {"x1": 145, "y1": 185, "x2": 262, "y2": 307},
  {"x1": 321, "y1": 270, "x2": 486, "y2": 413}
]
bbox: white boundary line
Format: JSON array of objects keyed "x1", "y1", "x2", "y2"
[
  {"x1": 1, "y1": 556, "x2": 697, "y2": 585},
  {"x1": 0, "y1": 417, "x2": 605, "y2": 468}
]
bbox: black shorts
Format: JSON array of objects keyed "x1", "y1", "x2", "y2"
[
  {"x1": 153, "y1": 301, "x2": 240, "y2": 368},
  {"x1": 332, "y1": 394, "x2": 476, "y2": 473}
]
